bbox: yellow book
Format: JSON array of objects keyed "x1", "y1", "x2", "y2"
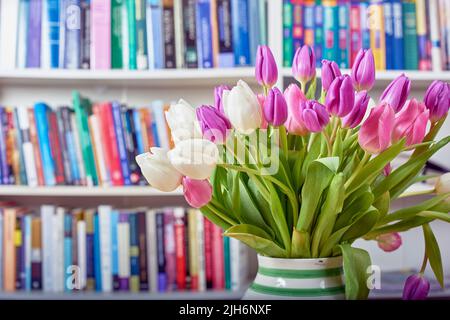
[{"x1": 368, "y1": 2, "x2": 386, "y2": 70}]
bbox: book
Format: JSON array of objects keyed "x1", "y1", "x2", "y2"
[
  {"x1": 31, "y1": 217, "x2": 42, "y2": 290},
  {"x1": 111, "y1": 0, "x2": 124, "y2": 69},
  {"x1": 416, "y1": 0, "x2": 430, "y2": 70},
  {"x1": 391, "y1": 0, "x2": 404, "y2": 70},
  {"x1": 48, "y1": 111, "x2": 65, "y2": 184},
  {"x1": 80, "y1": 0, "x2": 91, "y2": 69},
  {"x1": 146, "y1": 209, "x2": 158, "y2": 292},
  {"x1": 93, "y1": 213, "x2": 102, "y2": 291},
  {"x1": 349, "y1": 0, "x2": 361, "y2": 67},
  {"x1": 323, "y1": 0, "x2": 339, "y2": 62},
  {"x1": 216, "y1": 0, "x2": 234, "y2": 67},
  {"x1": 211, "y1": 224, "x2": 224, "y2": 290},
  {"x1": 63, "y1": 0, "x2": 81, "y2": 69},
  {"x1": 248, "y1": 0, "x2": 261, "y2": 66},
  {"x1": 16, "y1": 0, "x2": 30, "y2": 69},
  {"x1": 162, "y1": 0, "x2": 177, "y2": 68},
  {"x1": 41, "y1": 205, "x2": 54, "y2": 292},
  {"x1": 118, "y1": 213, "x2": 130, "y2": 290},
  {"x1": 129, "y1": 213, "x2": 140, "y2": 292},
  {"x1": 360, "y1": 0, "x2": 371, "y2": 49},
  {"x1": 136, "y1": 0, "x2": 149, "y2": 69},
  {"x1": 41, "y1": 0, "x2": 60, "y2": 68},
  {"x1": 174, "y1": 0, "x2": 185, "y2": 68},
  {"x1": 88, "y1": 113, "x2": 109, "y2": 186},
  {"x1": 196, "y1": 0, "x2": 214, "y2": 68},
  {"x1": 174, "y1": 208, "x2": 186, "y2": 290},
  {"x1": 402, "y1": 0, "x2": 418, "y2": 70},
  {"x1": 283, "y1": 0, "x2": 293, "y2": 67},
  {"x1": 137, "y1": 212, "x2": 148, "y2": 291},
  {"x1": 292, "y1": 0, "x2": 304, "y2": 53},
  {"x1": 27, "y1": 0, "x2": 43, "y2": 68},
  {"x1": 368, "y1": 0, "x2": 386, "y2": 70},
  {"x1": 99, "y1": 206, "x2": 112, "y2": 292},
  {"x1": 314, "y1": 0, "x2": 325, "y2": 65},
  {"x1": 155, "y1": 212, "x2": 166, "y2": 291},
  {"x1": 63, "y1": 213, "x2": 72, "y2": 291},
  {"x1": 383, "y1": 0, "x2": 394, "y2": 69},
  {"x1": 337, "y1": 0, "x2": 349, "y2": 68},
  {"x1": 428, "y1": 0, "x2": 442, "y2": 70},
  {"x1": 303, "y1": 0, "x2": 316, "y2": 48},
  {"x1": 112, "y1": 102, "x2": 132, "y2": 186},
  {"x1": 126, "y1": 0, "x2": 137, "y2": 69},
  {"x1": 0, "y1": 211, "x2": 3, "y2": 290},
  {"x1": 91, "y1": 0, "x2": 111, "y2": 69},
  {"x1": 0, "y1": 0, "x2": 19, "y2": 69},
  {"x1": 56, "y1": 109, "x2": 73, "y2": 184},
  {"x1": 231, "y1": 0, "x2": 250, "y2": 66},
  {"x1": 147, "y1": 0, "x2": 165, "y2": 69}
]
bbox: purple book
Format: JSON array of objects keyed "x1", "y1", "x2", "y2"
[
  {"x1": 156, "y1": 212, "x2": 166, "y2": 292},
  {"x1": 27, "y1": 0, "x2": 42, "y2": 68},
  {"x1": 0, "y1": 107, "x2": 9, "y2": 184},
  {"x1": 164, "y1": 211, "x2": 176, "y2": 291},
  {"x1": 119, "y1": 213, "x2": 130, "y2": 291}
]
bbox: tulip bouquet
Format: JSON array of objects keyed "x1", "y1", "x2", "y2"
[{"x1": 136, "y1": 45, "x2": 450, "y2": 300}]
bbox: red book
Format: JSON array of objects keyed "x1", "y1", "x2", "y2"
[
  {"x1": 349, "y1": 3, "x2": 362, "y2": 67},
  {"x1": 203, "y1": 217, "x2": 213, "y2": 289},
  {"x1": 97, "y1": 102, "x2": 123, "y2": 186},
  {"x1": 48, "y1": 112, "x2": 65, "y2": 184},
  {"x1": 27, "y1": 108, "x2": 45, "y2": 186},
  {"x1": 174, "y1": 209, "x2": 186, "y2": 290},
  {"x1": 211, "y1": 224, "x2": 225, "y2": 290}
]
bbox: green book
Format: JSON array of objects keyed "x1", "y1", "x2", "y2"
[
  {"x1": 402, "y1": 1, "x2": 418, "y2": 70},
  {"x1": 111, "y1": 0, "x2": 124, "y2": 69},
  {"x1": 135, "y1": 0, "x2": 148, "y2": 69},
  {"x1": 72, "y1": 91, "x2": 98, "y2": 186},
  {"x1": 127, "y1": 0, "x2": 137, "y2": 70},
  {"x1": 258, "y1": 0, "x2": 267, "y2": 45},
  {"x1": 223, "y1": 236, "x2": 231, "y2": 290},
  {"x1": 283, "y1": 0, "x2": 293, "y2": 67}
]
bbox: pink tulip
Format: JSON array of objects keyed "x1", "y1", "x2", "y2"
[
  {"x1": 380, "y1": 74, "x2": 411, "y2": 112},
  {"x1": 182, "y1": 177, "x2": 212, "y2": 208},
  {"x1": 299, "y1": 100, "x2": 330, "y2": 132},
  {"x1": 321, "y1": 59, "x2": 342, "y2": 91},
  {"x1": 214, "y1": 85, "x2": 230, "y2": 115},
  {"x1": 376, "y1": 232, "x2": 402, "y2": 252},
  {"x1": 351, "y1": 49, "x2": 376, "y2": 91},
  {"x1": 283, "y1": 84, "x2": 308, "y2": 135},
  {"x1": 255, "y1": 45, "x2": 278, "y2": 88},
  {"x1": 292, "y1": 45, "x2": 316, "y2": 85},
  {"x1": 358, "y1": 102, "x2": 395, "y2": 154},
  {"x1": 325, "y1": 75, "x2": 355, "y2": 117},
  {"x1": 393, "y1": 99, "x2": 430, "y2": 146},
  {"x1": 264, "y1": 87, "x2": 288, "y2": 126},
  {"x1": 342, "y1": 90, "x2": 370, "y2": 129},
  {"x1": 423, "y1": 80, "x2": 450, "y2": 123}
]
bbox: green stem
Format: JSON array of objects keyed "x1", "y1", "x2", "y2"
[
  {"x1": 420, "y1": 253, "x2": 428, "y2": 274},
  {"x1": 398, "y1": 188, "x2": 435, "y2": 199},
  {"x1": 344, "y1": 152, "x2": 371, "y2": 189},
  {"x1": 279, "y1": 125, "x2": 288, "y2": 157},
  {"x1": 330, "y1": 117, "x2": 341, "y2": 143},
  {"x1": 322, "y1": 130, "x2": 333, "y2": 156}
]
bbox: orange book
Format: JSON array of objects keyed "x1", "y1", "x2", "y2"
[
  {"x1": 31, "y1": 217, "x2": 42, "y2": 290},
  {"x1": 28, "y1": 108, "x2": 45, "y2": 186},
  {"x1": 368, "y1": 2, "x2": 386, "y2": 70},
  {"x1": 163, "y1": 104, "x2": 175, "y2": 149},
  {"x1": 3, "y1": 207, "x2": 17, "y2": 291}
]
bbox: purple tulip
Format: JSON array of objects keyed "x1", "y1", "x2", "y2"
[
  {"x1": 358, "y1": 102, "x2": 395, "y2": 154},
  {"x1": 393, "y1": 99, "x2": 430, "y2": 146},
  {"x1": 321, "y1": 59, "x2": 342, "y2": 91},
  {"x1": 196, "y1": 105, "x2": 231, "y2": 144},
  {"x1": 299, "y1": 100, "x2": 330, "y2": 132},
  {"x1": 325, "y1": 75, "x2": 355, "y2": 117},
  {"x1": 283, "y1": 84, "x2": 309, "y2": 135},
  {"x1": 292, "y1": 45, "x2": 316, "y2": 85},
  {"x1": 376, "y1": 232, "x2": 402, "y2": 252},
  {"x1": 182, "y1": 177, "x2": 212, "y2": 208},
  {"x1": 342, "y1": 90, "x2": 370, "y2": 129},
  {"x1": 264, "y1": 87, "x2": 288, "y2": 126},
  {"x1": 351, "y1": 49, "x2": 376, "y2": 92},
  {"x1": 380, "y1": 74, "x2": 411, "y2": 112},
  {"x1": 424, "y1": 80, "x2": 450, "y2": 123},
  {"x1": 402, "y1": 274, "x2": 430, "y2": 300},
  {"x1": 255, "y1": 45, "x2": 278, "y2": 88},
  {"x1": 214, "y1": 85, "x2": 230, "y2": 115}
]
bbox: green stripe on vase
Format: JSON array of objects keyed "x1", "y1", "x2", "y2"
[
  {"x1": 257, "y1": 266, "x2": 344, "y2": 279},
  {"x1": 250, "y1": 283, "x2": 346, "y2": 297}
]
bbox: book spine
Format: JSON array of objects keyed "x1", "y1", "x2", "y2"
[
  {"x1": 129, "y1": 214, "x2": 140, "y2": 292},
  {"x1": 63, "y1": 213, "x2": 72, "y2": 291},
  {"x1": 337, "y1": 0, "x2": 349, "y2": 68},
  {"x1": 184, "y1": 209, "x2": 190, "y2": 290},
  {"x1": 0, "y1": 213, "x2": 3, "y2": 290},
  {"x1": 118, "y1": 213, "x2": 130, "y2": 291},
  {"x1": 248, "y1": 0, "x2": 261, "y2": 66},
  {"x1": 360, "y1": 1, "x2": 370, "y2": 49},
  {"x1": 70, "y1": 114, "x2": 87, "y2": 185},
  {"x1": 112, "y1": 102, "x2": 131, "y2": 186},
  {"x1": 163, "y1": 0, "x2": 176, "y2": 68},
  {"x1": 231, "y1": 0, "x2": 250, "y2": 66},
  {"x1": 323, "y1": 1, "x2": 339, "y2": 62},
  {"x1": 5, "y1": 111, "x2": 16, "y2": 185},
  {"x1": 16, "y1": 0, "x2": 29, "y2": 69},
  {"x1": 123, "y1": 108, "x2": 140, "y2": 185},
  {"x1": 127, "y1": 0, "x2": 137, "y2": 69},
  {"x1": 85, "y1": 211, "x2": 95, "y2": 290},
  {"x1": 444, "y1": 0, "x2": 450, "y2": 70},
  {"x1": 99, "y1": 205, "x2": 112, "y2": 292},
  {"x1": 383, "y1": 0, "x2": 393, "y2": 70},
  {"x1": 152, "y1": 101, "x2": 170, "y2": 149},
  {"x1": 314, "y1": 2, "x2": 324, "y2": 66},
  {"x1": 292, "y1": 0, "x2": 303, "y2": 53},
  {"x1": 80, "y1": 0, "x2": 91, "y2": 69},
  {"x1": 41, "y1": 205, "x2": 53, "y2": 292},
  {"x1": 54, "y1": 207, "x2": 64, "y2": 292},
  {"x1": 137, "y1": 212, "x2": 148, "y2": 291},
  {"x1": 27, "y1": 0, "x2": 42, "y2": 68},
  {"x1": 195, "y1": 0, "x2": 213, "y2": 68},
  {"x1": 368, "y1": 1, "x2": 386, "y2": 70},
  {"x1": 211, "y1": 224, "x2": 224, "y2": 290},
  {"x1": 282, "y1": 0, "x2": 293, "y2": 67},
  {"x1": 136, "y1": 0, "x2": 149, "y2": 69},
  {"x1": 230, "y1": 237, "x2": 247, "y2": 290},
  {"x1": 416, "y1": 0, "x2": 430, "y2": 70},
  {"x1": 216, "y1": 0, "x2": 234, "y2": 67},
  {"x1": 111, "y1": 0, "x2": 124, "y2": 69},
  {"x1": 58, "y1": 0, "x2": 66, "y2": 67},
  {"x1": 391, "y1": 0, "x2": 403, "y2": 70},
  {"x1": 47, "y1": 0, "x2": 60, "y2": 68},
  {"x1": 181, "y1": 0, "x2": 198, "y2": 68},
  {"x1": 77, "y1": 220, "x2": 87, "y2": 290},
  {"x1": 429, "y1": 0, "x2": 442, "y2": 70},
  {"x1": 438, "y1": 0, "x2": 448, "y2": 70},
  {"x1": 27, "y1": 108, "x2": 45, "y2": 186},
  {"x1": 23, "y1": 215, "x2": 32, "y2": 290},
  {"x1": 195, "y1": 210, "x2": 206, "y2": 291},
  {"x1": 39, "y1": 0, "x2": 49, "y2": 68},
  {"x1": 223, "y1": 236, "x2": 231, "y2": 290},
  {"x1": 402, "y1": 1, "x2": 418, "y2": 70},
  {"x1": 173, "y1": 208, "x2": 186, "y2": 290},
  {"x1": 93, "y1": 213, "x2": 102, "y2": 291},
  {"x1": 0, "y1": 108, "x2": 8, "y2": 184},
  {"x1": 3, "y1": 209, "x2": 16, "y2": 291},
  {"x1": 146, "y1": 210, "x2": 158, "y2": 292},
  {"x1": 63, "y1": 108, "x2": 81, "y2": 184},
  {"x1": 0, "y1": 0, "x2": 19, "y2": 69},
  {"x1": 88, "y1": 114, "x2": 110, "y2": 186},
  {"x1": 162, "y1": 211, "x2": 175, "y2": 290},
  {"x1": 188, "y1": 210, "x2": 198, "y2": 291},
  {"x1": 91, "y1": 0, "x2": 111, "y2": 69},
  {"x1": 110, "y1": 210, "x2": 120, "y2": 291},
  {"x1": 15, "y1": 215, "x2": 24, "y2": 290},
  {"x1": 48, "y1": 111, "x2": 66, "y2": 184},
  {"x1": 303, "y1": 1, "x2": 315, "y2": 48},
  {"x1": 174, "y1": 0, "x2": 185, "y2": 68},
  {"x1": 34, "y1": 103, "x2": 56, "y2": 186},
  {"x1": 203, "y1": 217, "x2": 213, "y2": 289},
  {"x1": 349, "y1": 1, "x2": 361, "y2": 67},
  {"x1": 56, "y1": 109, "x2": 73, "y2": 184},
  {"x1": 31, "y1": 217, "x2": 42, "y2": 290},
  {"x1": 132, "y1": 109, "x2": 144, "y2": 155},
  {"x1": 63, "y1": 0, "x2": 81, "y2": 69},
  {"x1": 156, "y1": 212, "x2": 166, "y2": 291},
  {"x1": 147, "y1": 0, "x2": 165, "y2": 69}
]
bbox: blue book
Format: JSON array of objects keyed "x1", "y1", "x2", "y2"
[
  {"x1": 150, "y1": 108, "x2": 160, "y2": 148},
  {"x1": 110, "y1": 210, "x2": 120, "y2": 291},
  {"x1": 217, "y1": 0, "x2": 234, "y2": 67},
  {"x1": 196, "y1": 0, "x2": 213, "y2": 68},
  {"x1": 147, "y1": 0, "x2": 164, "y2": 69},
  {"x1": 24, "y1": 215, "x2": 32, "y2": 291},
  {"x1": 391, "y1": 0, "x2": 403, "y2": 70},
  {"x1": 248, "y1": 0, "x2": 261, "y2": 66},
  {"x1": 47, "y1": 0, "x2": 60, "y2": 68},
  {"x1": 17, "y1": 0, "x2": 30, "y2": 69},
  {"x1": 93, "y1": 213, "x2": 102, "y2": 292},
  {"x1": 323, "y1": 2, "x2": 339, "y2": 62},
  {"x1": 112, "y1": 102, "x2": 131, "y2": 186},
  {"x1": 0, "y1": 107, "x2": 8, "y2": 184},
  {"x1": 63, "y1": 0, "x2": 81, "y2": 68},
  {"x1": 338, "y1": 1, "x2": 349, "y2": 68},
  {"x1": 151, "y1": 102, "x2": 168, "y2": 149},
  {"x1": 64, "y1": 214, "x2": 72, "y2": 291},
  {"x1": 132, "y1": 109, "x2": 144, "y2": 154},
  {"x1": 314, "y1": 3, "x2": 324, "y2": 67},
  {"x1": 231, "y1": 0, "x2": 250, "y2": 66},
  {"x1": 360, "y1": 1, "x2": 370, "y2": 49},
  {"x1": 129, "y1": 214, "x2": 140, "y2": 292},
  {"x1": 383, "y1": 0, "x2": 393, "y2": 69},
  {"x1": 26, "y1": 0, "x2": 42, "y2": 68},
  {"x1": 34, "y1": 103, "x2": 56, "y2": 186},
  {"x1": 156, "y1": 212, "x2": 166, "y2": 292}
]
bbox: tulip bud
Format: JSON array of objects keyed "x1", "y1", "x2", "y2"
[
  {"x1": 435, "y1": 173, "x2": 450, "y2": 194},
  {"x1": 300, "y1": 100, "x2": 330, "y2": 132},
  {"x1": 182, "y1": 177, "x2": 212, "y2": 208},
  {"x1": 393, "y1": 99, "x2": 429, "y2": 146},
  {"x1": 136, "y1": 148, "x2": 183, "y2": 192},
  {"x1": 264, "y1": 87, "x2": 288, "y2": 126},
  {"x1": 255, "y1": 45, "x2": 278, "y2": 88},
  {"x1": 321, "y1": 59, "x2": 341, "y2": 91},
  {"x1": 196, "y1": 105, "x2": 231, "y2": 144},
  {"x1": 342, "y1": 90, "x2": 370, "y2": 128},
  {"x1": 165, "y1": 99, "x2": 202, "y2": 144},
  {"x1": 380, "y1": 74, "x2": 411, "y2": 112},
  {"x1": 214, "y1": 85, "x2": 230, "y2": 115},
  {"x1": 292, "y1": 45, "x2": 316, "y2": 85},
  {"x1": 351, "y1": 49, "x2": 376, "y2": 91},
  {"x1": 358, "y1": 103, "x2": 395, "y2": 154},
  {"x1": 222, "y1": 80, "x2": 263, "y2": 134},
  {"x1": 423, "y1": 80, "x2": 450, "y2": 123},
  {"x1": 325, "y1": 75, "x2": 355, "y2": 117},
  {"x1": 402, "y1": 274, "x2": 430, "y2": 300},
  {"x1": 376, "y1": 232, "x2": 402, "y2": 252},
  {"x1": 168, "y1": 139, "x2": 219, "y2": 180},
  {"x1": 283, "y1": 84, "x2": 309, "y2": 135}
]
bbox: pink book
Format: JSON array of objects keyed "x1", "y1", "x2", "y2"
[
  {"x1": 211, "y1": 224, "x2": 225, "y2": 290},
  {"x1": 91, "y1": 0, "x2": 111, "y2": 69}
]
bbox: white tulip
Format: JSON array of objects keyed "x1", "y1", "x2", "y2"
[
  {"x1": 222, "y1": 80, "x2": 262, "y2": 134},
  {"x1": 435, "y1": 173, "x2": 450, "y2": 194},
  {"x1": 168, "y1": 139, "x2": 219, "y2": 180},
  {"x1": 135, "y1": 147, "x2": 182, "y2": 192},
  {"x1": 165, "y1": 99, "x2": 202, "y2": 144}
]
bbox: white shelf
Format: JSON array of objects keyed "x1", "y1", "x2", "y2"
[{"x1": 0, "y1": 68, "x2": 257, "y2": 87}]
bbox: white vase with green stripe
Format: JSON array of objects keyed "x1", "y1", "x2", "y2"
[{"x1": 244, "y1": 255, "x2": 345, "y2": 300}]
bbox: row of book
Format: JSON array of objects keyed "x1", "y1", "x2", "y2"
[
  {"x1": 0, "y1": 92, "x2": 173, "y2": 186},
  {"x1": 283, "y1": 0, "x2": 450, "y2": 71},
  {"x1": 0, "y1": 205, "x2": 250, "y2": 292},
  {"x1": 0, "y1": 0, "x2": 268, "y2": 70}
]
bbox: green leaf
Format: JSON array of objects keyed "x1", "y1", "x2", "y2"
[
  {"x1": 266, "y1": 181, "x2": 291, "y2": 251},
  {"x1": 306, "y1": 77, "x2": 317, "y2": 99},
  {"x1": 339, "y1": 244, "x2": 372, "y2": 300},
  {"x1": 292, "y1": 148, "x2": 306, "y2": 192},
  {"x1": 319, "y1": 226, "x2": 350, "y2": 257},
  {"x1": 335, "y1": 187, "x2": 374, "y2": 231},
  {"x1": 373, "y1": 191, "x2": 390, "y2": 223},
  {"x1": 224, "y1": 224, "x2": 287, "y2": 258},
  {"x1": 291, "y1": 229, "x2": 311, "y2": 258},
  {"x1": 340, "y1": 207, "x2": 379, "y2": 242},
  {"x1": 299, "y1": 133, "x2": 322, "y2": 186},
  {"x1": 200, "y1": 206, "x2": 232, "y2": 230},
  {"x1": 296, "y1": 157, "x2": 339, "y2": 233},
  {"x1": 423, "y1": 224, "x2": 444, "y2": 288},
  {"x1": 367, "y1": 216, "x2": 433, "y2": 238},
  {"x1": 332, "y1": 130, "x2": 343, "y2": 159}
]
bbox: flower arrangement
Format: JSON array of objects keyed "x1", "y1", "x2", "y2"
[{"x1": 136, "y1": 45, "x2": 450, "y2": 300}]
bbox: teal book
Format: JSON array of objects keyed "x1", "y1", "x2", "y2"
[
  {"x1": 93, "y1": 213, "x2": 102, "y2": 291},
  {"x1": 223, "y1": 236, "x2": 231, "y2": 290},
  {"x1": 402, "y1": 1, "x2": 418, "y2": 70},
  {"x1": 111, "y1": 0, "x2": 124, "y2": 69},
  {"x1": 127, "y1": 0, "x2": 137, "y2": 69},
  {"x1": 282, "y1": 0, "x2": 293, "y2": 67},
  {"x1": 34, "y1": 103, "x2": 56, "y2": 186},
  {"x1": 323, "y1": 1, "x2": 339, "y2": 62},
  {"x1": 135, "y1": 0, "x2": 148, "y2": 69}
]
